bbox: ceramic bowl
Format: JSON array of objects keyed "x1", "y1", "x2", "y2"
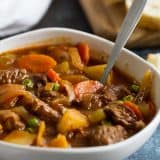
[{"x1": 0, "y1": 28, "x2": 160, "y2": 160}]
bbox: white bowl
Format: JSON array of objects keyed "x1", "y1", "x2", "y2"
[{"x1": 0, "y1": 28, "x2": 160, "y2": 160}]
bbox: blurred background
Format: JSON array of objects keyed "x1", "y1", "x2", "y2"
[
  {"x1": 0, "y1": 0, "x2": 160, "y2": 159},
  {"x1": 0, "y1": 0, "x2": 160, "y2": 57}
]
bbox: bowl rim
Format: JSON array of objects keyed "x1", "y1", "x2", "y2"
[{"x1": 0, "y1": 27, "x2": 160, "y2": 153}]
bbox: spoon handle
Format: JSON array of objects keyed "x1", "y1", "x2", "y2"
[{"x1": 100, "y1": 0, "x2": 147, "y2": 84}]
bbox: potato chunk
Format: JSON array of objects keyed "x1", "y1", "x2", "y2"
[
  {"x1": 84, "y1": 65, "x2": 113, "y2": 84},
  {"x1": 3, "y1": 130, "x2": 35, "y2": 145},
  {"x1": 57, "y1": 109, "x2": 88, "y2": 133},
  {"x1": 49, "y1": 134, "x2": 70, "y2": 148}
]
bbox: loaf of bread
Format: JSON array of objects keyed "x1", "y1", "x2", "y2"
[
  {"x1": 147, "y1": 54, "x2": 160, "y2": 70},
  {"x1": 125, "y1": 0, "x2": 160, "y2": 30}
]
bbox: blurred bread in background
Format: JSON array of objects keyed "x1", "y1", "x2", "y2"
[
  {"x1": 147, "y1": 54, "x2": 160, "y2": 70},
  {"x1": 126, "y1": 0, "x2": 160, "y2": 30},
  {"x1": 80, "y1": 0, "x2": 160, "y2": 48}
]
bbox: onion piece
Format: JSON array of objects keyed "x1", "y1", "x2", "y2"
[
  {"x1": 61, "y1": 80, "x2": 75, "y2": 102},
  {"x1": 0, "y1": 84, "x2": 34, "y2": 105},
  {"x1": 68, "y1": 47, "x2": 84, "y2": 70}
]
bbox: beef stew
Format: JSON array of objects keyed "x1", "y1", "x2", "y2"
[{"x1": 0, "y1": 42, "x2": 156, "y2": 148}]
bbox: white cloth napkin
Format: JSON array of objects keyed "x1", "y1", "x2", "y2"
[{"x1": 0, "y1": 0, "x2": 52, "y2": 37}]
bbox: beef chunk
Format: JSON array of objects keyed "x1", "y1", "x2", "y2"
[
  {"x1": 25, "y1": 98, "x2": 60, "y2": 123},
  {"x1": 133, "y1": 120, "x2": 145, "y2": 131},
  {"x1": 0, "y1": 110, "x2": 25, "y2": 131},
  {"x1": 80, "y1": 93, "x2": 103, "y2": 110},
  {"x1": 67, "y1": 129, "x2": 90, "y2": 147},
  {"x1": 39, "y1": 90, "x2": 61, "y2": 103},
  {"x1": 100, "y1": 85, "x2": 131, "y2": 102},
  {"x1": 32, "y1": 74, "x2": 47, "y2": 87},
  {"x1": 80, "y1": 85, "x2": 131, "y2": 110},
  {"x1": 0, "y1": 69, "x2": 28, "y2": 84},
  {"x1": 89, "y1": 125, "x2": 127, "y2": 145},
  {"x1": 35, "y1": 87, "x2": 68, "y2": 113},
  {"x1": 31, "y1": 74, "x2": 48, "y2": 97},
  {"x1": 105, "y1": 102, "x2": 138, "y2": 128},
  {"x1": 134, "y1": 90, "x2": 146, "y2": 104},
  {"x1": 45, "y1": 125, "x2": 57, "y2": 138}
]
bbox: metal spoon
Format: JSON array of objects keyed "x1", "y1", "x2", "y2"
[{"x1": 100, "y1": 0, "x2": 147, "y2": 84}]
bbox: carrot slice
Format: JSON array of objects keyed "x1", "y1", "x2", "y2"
[
  {"x1": 74, "y1": 80, "x2": 103, "y2": 100},
  {"x1": 77, "y1": 42, "x2": 90, "y2": 65},
  {"x1": 123, "y1": 101, "x2": 142, "y2": 119},
  {"x1": 47, "y1": 69, "x2": 61, "y2": 82},
  {"x1": 17, "y1": 54, "x2": 57, "y2": 73}
]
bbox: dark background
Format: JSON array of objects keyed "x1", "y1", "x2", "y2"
[
  {"x1": 2, "y1": 0, "x2": 160, "y2": 160},
  {"x1": 1, "y1": 0, "x2": 160, "y2": 56},
  {"x1": 34, "y1": 0, "x2": 92, "y2": 33}
]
